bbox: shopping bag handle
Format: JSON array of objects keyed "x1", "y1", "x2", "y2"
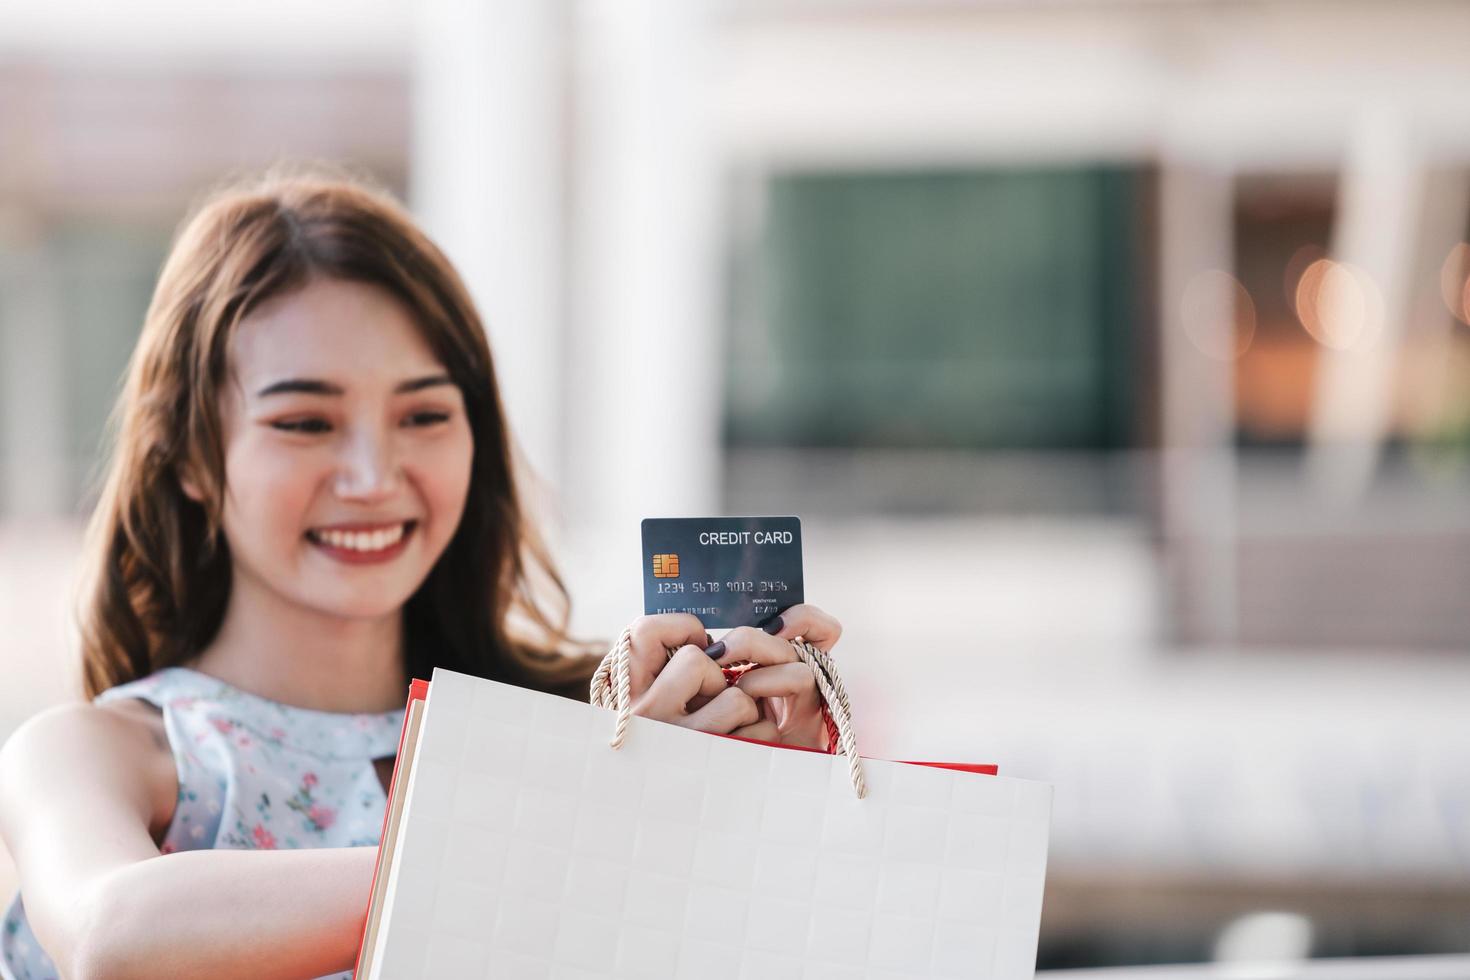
[{"x1": 590, "y1": 626, "x2": 868, "y2": 798}]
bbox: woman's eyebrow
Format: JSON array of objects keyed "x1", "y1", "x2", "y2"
[
  {"x1": 256, "y1": 378, "x2": 343, "y2": 397},
  {"x1": 255, "y1": 374, "x2": 454, "y2": 398},
  {"x1": 395, "y1": 374, "x2": 455, "y2": 394}
]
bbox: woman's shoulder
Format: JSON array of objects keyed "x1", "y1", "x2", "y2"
[
  {"x1": 1, "y1": 699, "x2": 157, "y2": 761},
  {"x1": 94, "y1": 696, "x2": 169, "y2": 753},
  {"x1": 0, "y1": 699, "x2": 177, "y2": 843}
]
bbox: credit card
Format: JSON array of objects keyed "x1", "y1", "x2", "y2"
[{"x1": 641, "y1": 516, "x2": 804, "y2": 629}]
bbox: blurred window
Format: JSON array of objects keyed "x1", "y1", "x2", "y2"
[
  {"x1": 723, "y1": 166, "x2": 1151, "y2": 515},
  {"x1": 54, "y1": 220, "x2": 173, "y2": 505},
  {"x1": 1231, "y1": 174, "x2": 1334, "y2": 449}
]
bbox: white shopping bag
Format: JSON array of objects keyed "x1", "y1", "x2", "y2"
[{"x1": 357, "y1": 667, "x2": 1052, "y2": 979}]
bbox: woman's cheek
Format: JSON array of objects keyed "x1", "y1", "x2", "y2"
[
  {"x1": 259, "y1": 454, "x2": 321, "y2": 518},
  {"x1": 419, "y1": 430, "x2": 473, "y2": 532},
  {"x1": 241, "y1": 449, "x2": 327, "y2": 554}
]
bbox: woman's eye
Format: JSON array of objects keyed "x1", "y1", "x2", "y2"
[
  {"x1": 272, "y1": 418, "x2": 332, "y2": 434},
  {"x1": 405, "y1": 411, "x2": 451, "y2": 428}
]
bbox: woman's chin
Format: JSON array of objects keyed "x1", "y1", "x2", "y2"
[{"x1": 300, "y1": 589, "x2": 418, "y2": 624}]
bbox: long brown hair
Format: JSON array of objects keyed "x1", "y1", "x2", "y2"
[{"x1": 79, "y1": 164, "x2": 598, "y2": 701}]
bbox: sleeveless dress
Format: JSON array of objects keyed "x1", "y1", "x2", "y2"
[{"x1": 1, "y1": 666, "x2": 406, "y2": 980}]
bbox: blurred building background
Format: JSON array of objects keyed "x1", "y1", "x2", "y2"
[{"x1": 2, "y1": 0, "x2": 1469, "y2": 972}]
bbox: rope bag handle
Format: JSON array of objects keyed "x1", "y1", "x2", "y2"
[{"x1": 590, "y1": 625, "x2": 868, "y2": 798}]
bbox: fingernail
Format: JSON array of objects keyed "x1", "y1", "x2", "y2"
[
  {"x1": 705, "y1": 632, "x2": 713, "y2": 648},
  {"x1": 762, "y1": 616, "x2": 784, "y2": 635},
  {"x1": 703, "y1": 640, "x2": 726, "y2": 659}
]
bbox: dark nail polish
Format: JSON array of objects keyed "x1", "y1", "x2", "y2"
[
  {"x1": 762, "y1": 616, "x2": 784, "y2": 635},
  {"x1": 705, "y1": 632, "x2": 713, "y2": 648},
  {"x1": 703, "y1": 640, "x2": 726, "y2": 659}
]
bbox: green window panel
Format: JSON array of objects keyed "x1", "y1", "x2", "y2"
[{"x1": 726, "y1": 167, "x2": 1143, "y2": 451}]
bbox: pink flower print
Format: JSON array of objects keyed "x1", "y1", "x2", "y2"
[
  {"x1": 307, "y1": 804, "x2": 336, "y2": 830},
  {"x1": 252, "y1": 824, "x2": 277, "y2": 849},
  {"x1": 210, "y1": 717, "x2": 233, "y2": 735},
  {"x1": 237, "y1": 735, "x2": 252, "y2": 748},
  {"x1": 271, "y1": 727, "x2": 287, "y2": 740},
  {"x1": 302, "y1": 772, "x2": 318, "y2": 789}
]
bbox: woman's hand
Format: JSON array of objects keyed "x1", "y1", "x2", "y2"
[
  {"x1": 624, "y1": 613, "x2": 765, "y2": 737},
  {"x1": 725, "y1": 604, "x2": 841, "y2": 750},
  {"x1": 624, "y1": 605, "x2": 841, "y2": 749}
]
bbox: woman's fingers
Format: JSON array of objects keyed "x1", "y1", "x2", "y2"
[
  {"x1": 621, "y1": 606, "x2": 839, "y2": 744},
  {"x1": 763, "y1": 603, "x2": 842, "y2": 652},
  {"x1": 707, "y1": 626, "x2": 798, "y2": 669},
  {"x1": 631, "y1": 645, "x2": 726, "y2": 722},
  {"x1": 734, "y1": 661, "x2": 815, "y2": 701},
  {"x1": 626, "y1": 613, "x2": 710, "y2": 701},
  {"x1": 706, "y1": 605, "x2": 843, "y2": 669},
  {"x1": 729, "y1": 719, "x2": 780, "y2": 743},
  {"x1": 677, "y1": 687, "x2": 759, "y2": 734},
  {"x1": 736, "y1": 661, "x2": 821, "y2": 739}
]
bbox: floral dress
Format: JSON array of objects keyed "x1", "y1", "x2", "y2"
[{"x1": 1, "y1": 666, "x2": 406, "y2": 980}]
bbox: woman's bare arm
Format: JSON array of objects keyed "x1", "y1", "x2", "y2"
[
  {"x1": 85, "y1": 845, "x2": 378, "y2": 979},
  {"x1": 0, "y1": 703, "x2": 378, "y2": 980}
]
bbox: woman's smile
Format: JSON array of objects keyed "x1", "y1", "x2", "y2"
[{"x1": 304, "y1": 519, "x2": 418, "y2": 564}]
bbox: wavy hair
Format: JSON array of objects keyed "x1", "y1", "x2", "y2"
[{"x1": 79, "y1": 164, "x2": 597, "y2": 701}]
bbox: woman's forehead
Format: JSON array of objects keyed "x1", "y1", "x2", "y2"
[{"x1": 230, "y1": 278, "x2": 445, "y2": 390}]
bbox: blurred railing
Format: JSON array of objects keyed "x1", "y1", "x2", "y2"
[{"x1": 1042, "y1": 954, "x2": 1470, "y2": 979}]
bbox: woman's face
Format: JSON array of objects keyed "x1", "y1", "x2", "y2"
[{"x1": 212, "y1": 276, "x2": 474, "y2": 622}]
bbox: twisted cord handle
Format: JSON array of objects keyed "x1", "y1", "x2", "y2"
[{"x1": 590, "y1": 626, "x2": 868, "y2": 798}]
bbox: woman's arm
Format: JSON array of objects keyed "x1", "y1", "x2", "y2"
[
  {"x1": 0, "y1": 703, "x2": 377, "y2": 980},
  {"x1": 86, "y1": 845, "x2": 377, "y2": 979}
]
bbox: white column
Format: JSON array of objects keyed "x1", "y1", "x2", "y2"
[
  {"x1": 409, "y1": 0, "x2": 569, "y2": 491},
  {"x1": 1306, "y1": 104, "x2": 1423, "y2": 503},
  {"x1": 1158, "y1": 162, "x2": 1239, "y2": 646},
  {"x1": 561, "y1": 0, "x2": 722, "y2": 629}
]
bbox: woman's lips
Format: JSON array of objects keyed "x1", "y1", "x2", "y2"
[{"x1": 305, "y1": 520, "x2": 416, "y2": 564}]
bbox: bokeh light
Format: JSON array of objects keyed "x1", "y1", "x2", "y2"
[
  {"x1": 1293, "y1": 257, "x2": 1382, "y2": 351},
  {"x1": 1281, "y1": 243, "x2": 1326, "y2": 312},
  {"x1": 1441, "y1": 243, "x2": 1470, "y2": 326}
]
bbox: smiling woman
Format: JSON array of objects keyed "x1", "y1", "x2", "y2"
[
  {"x1": 0, "y1": 167, "x2": 601, "y2": 980},
  {"x1": 0, "y1": 164, "x2": 840, "y2": 980}
]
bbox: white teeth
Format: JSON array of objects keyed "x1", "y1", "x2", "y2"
[{"x1": 313, "y1": 523, "x2": 407, "y2": 553}]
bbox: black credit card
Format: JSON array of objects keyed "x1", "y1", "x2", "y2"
[{"x1": 641, "y1": 517, "x2": 804, "y2": 629}]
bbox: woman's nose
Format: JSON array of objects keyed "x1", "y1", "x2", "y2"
[{"x1": 333, "y1": 429, "x2": 400, "y2": 501}]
